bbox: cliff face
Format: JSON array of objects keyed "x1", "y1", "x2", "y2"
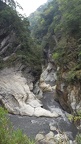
[
  {"x1": 29, "y1": 0, "x2": 81, "y2": 117},
  {"x1": 41, "y1": 60, "x2": 81, "y2": 115},
  {"x1": 0, "y1": 1, "x2": 19, "y2": 57},
  {"x1": 0, "y1": 10, "x2": 58, "y2": 117},
  {"x1": 56, "y1": 70, "x2": 81, "y2": 114}
]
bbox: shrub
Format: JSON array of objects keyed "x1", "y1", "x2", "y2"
[
  {"x1": 0, "y1": 107, "x2": 35, "y2": 144},
  {"x1": 76, "y1": 134, "x2": 81, "y2": 144},
  {"x1": 52, "y1": 52, "x2": 60, "y2": 60}
]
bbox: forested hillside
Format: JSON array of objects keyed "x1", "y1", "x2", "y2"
[
  {"x1": 29, "y1": 0, "x2": 81, "y2": 83},
  {"x1": 0, "y1": 0, "x2": 42, "y2": 77}
]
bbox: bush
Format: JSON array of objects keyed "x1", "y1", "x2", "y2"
[
  {"x1": 76, "y1": 134, "x2": 81, "y2": 144},
  {"x1": 0, "y1": 107, "x2": 35, "y2": 144},
  {"x1": 52, "y1": 52, "x2": 60, "y2": 60}
]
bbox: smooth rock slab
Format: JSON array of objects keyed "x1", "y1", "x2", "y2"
[
  {"x1": 34, "y1": 107, "x2": 59, "y2": 117},
  {"x1": 0, "y1": 68, "x2": 59, "y2": 117}
]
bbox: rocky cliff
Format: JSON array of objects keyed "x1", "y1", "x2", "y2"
[
  {"x1": 29, "y1": 0, "x2": 81, "y2": 121},
  {"x1": 0, "y1": 64, "x2": 60, "y2": 117},
  {"x1": 56, "y1": 71, "x2": 81, "y2": 114},
  {"x1": 0, "y1": 1, "x2": 55, "y2": 117},
  {"x1": 0, "y1": 25, "x2": 58, "y2": 117},
  {"x1": 0, "y1": 1, "x2": 81, "y2": 143}
]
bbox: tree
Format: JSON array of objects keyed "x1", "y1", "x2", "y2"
[
  {"x1": 0, "y1": 0, "x2": 16, "y2": 9},
  {"x1": 58, "y1": 0, "x2": 81, "y2": 37}
]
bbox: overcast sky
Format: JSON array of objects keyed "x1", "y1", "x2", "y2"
[{"x1": 16, "y1": 0, "x2": 47, "y2": 16}]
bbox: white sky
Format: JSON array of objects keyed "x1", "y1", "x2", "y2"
[{"x1": 16, "y1": 0, "x2": 47, "y2": 16}]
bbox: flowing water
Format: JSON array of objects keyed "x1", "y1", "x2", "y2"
[{"x1": 9, "y1": 90, "x2": 78, "y2": 140}]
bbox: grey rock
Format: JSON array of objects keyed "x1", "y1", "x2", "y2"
[{"x1": 0, "y1": 67, "x2": 59, "y2": 117}]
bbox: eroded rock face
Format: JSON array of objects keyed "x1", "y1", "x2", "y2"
[
  {"x1": 56, "y1": 78, "x2": 81, "y2": 114},
  {"x1": 37, "y1": 62, "x2": 81, "y2": 115},
  {"x1": 41, "y1": 62, "x2": 57, "y2": 83},
  {"x1": 0, "y1": 67, "x2": 59, "y2": 117},
  {"x1": 34, "y1": 62, "x2": 57, "y2": 97},
  {"x1": 67, "y1": 85, "x2": 81, "y2": 113}
]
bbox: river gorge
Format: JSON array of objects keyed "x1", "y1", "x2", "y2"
[{"x1": 0, "y1": 62, "x2": 79, "y2": 143}]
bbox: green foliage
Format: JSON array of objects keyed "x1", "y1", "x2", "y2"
[
  {"x1": 52, "y1": 52, "x2": 59, "y2": 60},
  {"x1": 68, "y1": 112, "x2": 81, "y2": 144},
  {"x1": 0, "y1": 0, "x2": 16, "y2": 8},
  {"x1": 68, "y1": 112, "x2": 81, "y2": 123},
  {"x1": 0, "y1": 107, "x2": 35, "y2": 144},
  {"x1": 0, "y1": 1, "x2": 42, "y2": 76},
  {"x1": 29, "y1": 0, "x2": 81, "y2": 81},
  {"x1": 1, "y1": 0, "x2": 81, "y2": 79},
  {"x1": 58, "y1": 0, "x2": 81, "y2": 36},
  {"x1": 76, "y1": 134, "x2": 81, "y2": 144},
  {"x1": 29, "y1": 0, "x2": 60, "y2": 48},
  {"x1": 67, "y1": 70, "x2": 81, "y2": 82},
  {"x1": 0, "y1": 2, "x2": 30, "y2": 44}
]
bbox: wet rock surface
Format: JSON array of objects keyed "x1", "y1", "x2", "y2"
[
  {"x1": 9, "y1": 80, "x2": 78, "y2": 141},
  {"x1": 9, "y1": 113, "x2": 77, "y2": 140}
]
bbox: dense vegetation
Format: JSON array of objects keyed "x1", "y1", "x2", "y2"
[
  {"x1": 0, "y1": 107, "x2": 35, "y2": 144},
  {"x1": 29, "y1": 2, "x2": 81, "y2": 141},
  {"x1": 29, "y1": 0, "x2": 81, "y2": 82},
  {"x1": 0, "y1": 0, "x2": 42, "y2": 76}
]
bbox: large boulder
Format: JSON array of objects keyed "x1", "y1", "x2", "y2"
[{"x1": 0, "y1": 67, "x2": 59, "y2": 117}]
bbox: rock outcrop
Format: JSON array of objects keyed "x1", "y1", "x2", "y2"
[
  {"x1": 0, "y1": 67, "x2": 59, "y2": 117},
  {"x1": 34, "y1": 62, "x2": 57, "y2": 97},
  {"x1": 39, "y1": 62, "x2": 81, "y2": 115},
  {"x1": 34, "y1": 62, "x2": 71, "y2": 113},
  {"x1": 35, "y1": 130, "x2": 76, "y2": 144},
  {"x1": 56, "y1": 72, "x2": 81, "y2": 114}
]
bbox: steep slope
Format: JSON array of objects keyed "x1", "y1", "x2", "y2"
[
  {"x1": 0, "y1": 1, "x2": 60, "y2": 118},
  {"x1": 0, "y1": 1, "x2": 80, "y2": 142},
  {"x1": 0, "y1": 1, "x2": 42, "y2": 77},
  {"x1": 29, "y1": 0, "x2": 81, "y2": 116}
]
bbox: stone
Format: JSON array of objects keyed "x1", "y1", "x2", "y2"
[
  {"x1": 52, "y1": 85, "x2": 56, "y2": 90},
  {"x1": 0, "y1": 68, "x2": 59, "y2": 117},
  {"x1": 35, "y1": 134, "x2": 44, "y2": 141},
  {"x1": 19, "y1": 104, "x2": 34, "y2": 116},
  {"x1": 45, "y1": 131, "x2": 54, "y2": 141},
  {"x1": 35, "y1": 131, "x2": 71, "y2": 144},
  {"x1": 40, "y1": 82, "x2": 52, "y2": 92},
  {"x1": 71, "y1": 102, "x2": 76, "y2": 111},
  {"x1": 33, "y1": 81, "x2": 43, "y2": 99},
  {"x1": 29, "y1": 82, "x2": 33, "y2": 91},
  {"x1": 54, "y1": 133, "x2": 69, "y2": 143},
  {"x1": 34, "y1": 107, "x2": 59, "y2": 117},
  {"x1": 27, "y1": 99, "x2": 42, "y2": 108},
  {"x1": 50, "y1": 126, "x2": 57, "y2": 132},
  {"x1": 40, "y1": 62, "x2": 57, "y2": 83}
]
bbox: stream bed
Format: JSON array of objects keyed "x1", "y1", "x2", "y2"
[{"x1": 9, "y1": 91, "x2": 78, "y2": 140}]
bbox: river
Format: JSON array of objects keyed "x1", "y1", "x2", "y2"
[{"x1": 9, "y1": 90, "x2": 78, "y2": 140}]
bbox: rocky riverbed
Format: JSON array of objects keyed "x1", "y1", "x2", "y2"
[
  {"x1": 9, "y1": 108, "x2": 77, "y2": 140},
  {"x1": 0, "y1": 62, "x2": 80, "y2": 143},
  {"x1": 9, "y1": 83, "x2": 78, "y2": 141}
]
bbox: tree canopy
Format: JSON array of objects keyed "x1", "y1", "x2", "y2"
[
  {"x1": 29, "y1": 0, "x2": 81, "y2": 82},
  {"x1": 0, "y1": 1, "x2": 42, "y2": 76}
]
